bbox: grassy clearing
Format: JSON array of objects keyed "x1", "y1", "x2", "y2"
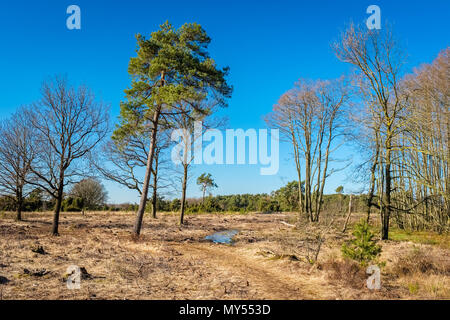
[{"x1": 389, "y1": 228, "x2": 450, "y2": 249}]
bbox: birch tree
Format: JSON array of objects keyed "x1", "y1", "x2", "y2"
[
  {"x1": 266, "y1": 77, "x2": 349, "y2": 222},
  {"x1": 333, "y1": 23, "x2": 407, "y2": 239}
]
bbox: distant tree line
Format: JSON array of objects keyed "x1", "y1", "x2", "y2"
[
  {"x1": 0, "y1": 178, "x2": 370, "y2": 216},
  {"x1": 108, "y1": 182, "x2": 366, "y2": 215},
  {"x1": 0, "y1": 178, "x2": 108, "y2": 213}
]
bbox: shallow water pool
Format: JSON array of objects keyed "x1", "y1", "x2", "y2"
[{"x1": 205, "y1": 230, "x2": 239, "y2": 244}]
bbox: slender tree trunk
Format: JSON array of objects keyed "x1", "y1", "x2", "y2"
[
  {"x1": 381, "y1": 135, "x2": 393, "y2": 240},
  {"x1": 15, "y1": 188, "x2": 23, "y2": 221},
  {"x1": 292, "y1": 135, "x2": 303, "y2": 217},
  {"x1": 305, "y1": 152, "x2": 312, "y2": 221},
  {"x1": 151, "y1": 176, "x2": 157, "y2": 219},
  {"x1": 342, "y1": 194, "x2": 353, "y2": 233},
  {"x1": 133, "y1": 71, "x2": 165, "y2": 236},
  {"x1": 180, "y1": 164, "x2": 188, "y2": 225},
  {"x1": 151, "y1": 152, "x2": 159, "y2": 219},
  {"x1": 52, "y1": 183, "x2": 64, "y2": 236},
  {"x1": 313, "y1": 125, "x2": 325, "y2": 222},
  {"x1": 16, "y1": 202, "x2": 22, "y2": 221},
  {"x1": 151, "y1": 190, "x2": 157, "y2": 219},
  {"x1": 297, "y1": 179, "x2": 303, "y2": 216},
  {"x1": 314, "y1": 154, "x2": 322, "y2": 222},
  {"x1": 367, "y1": 138, "x2": 380, "y2": 223},
  {"x1": 133, "y1": 106, "x2": 161, "y2": 235},
  {"x1": 316, "y1": 127, "x2": 334, "y2": 222}
]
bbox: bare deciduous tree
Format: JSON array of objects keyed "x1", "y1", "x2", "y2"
[
  {"x1": 0, "y1": 107, "x2": 36, "y2": 220},
  {"x1": 394, "y1": 48, "x2": 449, "y2": 231},
  {"x1": 168, "y1": 100, "x2": 224, "y2": 225},
  {"x1": 333, "y1": 23, "x2": 407, "y2": 239},
  {"x1": 266, "y1": 77, "x2": 350, "y2": 222},
  {"x1": 92, "y1": 125, "x2": 174, "y2": 218},
  {"x1": 70, "y1": 178, "x2": 108, "y2": 212},
  {"x1": 28, "y1": 76, "x2": 109, "y2": 235}
]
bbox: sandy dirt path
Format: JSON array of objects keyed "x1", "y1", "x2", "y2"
[{"x1": 171, "y1": 242, "x2": 332, "y2": 299}]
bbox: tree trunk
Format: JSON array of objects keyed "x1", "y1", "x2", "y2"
[
  {"x1": 366, "y1": 143, "x2": 380, "y2": 223},
  {"x1": 133, "y1": 105, "x2": 161, "y2": 236},
  {"x1": 16, "y1": 203, "x2": 22, "y2": 221},
  {"x1": 305, "y1": 152, "x2": 312, "y2": 222},
  {"x1": 52, "y1": 186, "x2": 64, "y2": 236},
  {"x1": 342, "y1": 194, "x2": 353, "y2": 233},
  {"x1": 313, "y1": 127, "x2": 325, "y2": 222},
  {"x1": 292, "y1": 133, "x2": 304, "y2": 217},
  {"x1": 133, "y1": 71, "x2": 165, "y2": 236},
  {"x1": 381, "y1": 136, "x2": 392, "y2": 240},
  {"x1": 151, "y1": 176, "x2": 157, "y2": 219},
  {"x1": 316, "y1": 125, "x2": 333, "y2": 222},
  {"x1": 297, "y1": 180, "x2": 303, "y2": 217},
  {"x1": 152, "y1": 153, "x2": 159, "y2": 219},
  {"x1": 180, "y1": 164, "x2": 188, "y2": 225},
  {"x1": 16, "y1": 188, "x2": 23, "y2": 221}
]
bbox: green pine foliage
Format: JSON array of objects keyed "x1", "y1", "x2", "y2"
[
  {"x1": 341, "y1": 219, "x2": 381, "y2": 265},
  {"x1": 113, "y1": 21, "x2": 232, "y2": 145}
]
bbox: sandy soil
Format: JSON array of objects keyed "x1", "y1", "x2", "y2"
[{"x1": 0, "y1": 211, "x2": 448, "y2": 300}]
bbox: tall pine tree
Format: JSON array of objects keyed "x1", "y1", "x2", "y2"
[{"x1": 115, "y1": 21, "x2": 232, "y2": 235}]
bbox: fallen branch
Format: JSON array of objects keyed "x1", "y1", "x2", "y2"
[{"x1": 280, "y1": 221, "x2": 296, "y2": 228}]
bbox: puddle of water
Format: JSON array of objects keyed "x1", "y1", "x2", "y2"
[{"x1": 205, "y1": 230, "x2": 239, "y2": 244}]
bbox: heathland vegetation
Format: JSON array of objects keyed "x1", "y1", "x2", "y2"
[{"x1": 0, "y1": 20, "x2": 448, "y2": 300}]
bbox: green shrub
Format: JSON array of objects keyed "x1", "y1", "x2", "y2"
[
  {"x1": 170, "y1": 199, "x2": 181, "y2": 212},
  {"x1": 258, "y1": 198, "x2": 280, "y2": 213},
  {"x1": 62, "y1": 197, "x2": 84, "y2": 212},
  {"x1": 341, "y1": 219, "x2": 381, "y2": 265}
]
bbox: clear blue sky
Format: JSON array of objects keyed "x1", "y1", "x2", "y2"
[{"x1": 0, "y1": 1, "x2": 448, "y2": 203}]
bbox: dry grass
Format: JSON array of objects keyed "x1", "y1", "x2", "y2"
[
  {"x1": 391, "y1": 246, "x2": 449, "y2": 276},
  {"x1": 385, "y1": 245, "x2": 450, "y2": 299},
  {"x1": 322, "y1": 259, "x2": 366, "y2": 289},
  {"x1": 0, "y1": 211, "x2": 448, "y2": 300}
]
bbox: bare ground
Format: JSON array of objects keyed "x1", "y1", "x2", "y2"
[{"x1": 0, "y1": 211, "x2": 448, "y2": 300}]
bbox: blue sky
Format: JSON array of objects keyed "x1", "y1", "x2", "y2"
[{"x1": 0, "y1": 0, "x2": 448, "y2": 203}]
